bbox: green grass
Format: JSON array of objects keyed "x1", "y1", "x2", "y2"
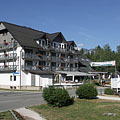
[
  {"x1": 0, "y1": 111, "x2": 14, "y2": 120},
  {"x1": 30, "y1": 99, "x2": 120, "y2": 120}
]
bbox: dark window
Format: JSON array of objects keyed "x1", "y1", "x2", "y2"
[
  {"x1": 10, "y1": 75, "x2": 12, "y2": 81},
  {"x1": 10, "y1": 86, "x2": 13, "y2": 89},
  {"x1": 70, "y1": 64, "x2": 73, "y2": 68},
  {"x1": 14, "y1": 76, "x2": 16, "y2": 81},
  {"x1": 4, "y1": 40, "x2": 6, "y2": 42},
  {"x1": 64, "y1": 44, "x2": 66, "y2": 49},
  {"x1": 75, "y1": 63, "x2": 78, "y2": 67},
  {"x1": 51, "y1": 62, "x2": 56, "y2": 67}
]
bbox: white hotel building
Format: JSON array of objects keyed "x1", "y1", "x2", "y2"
[{"x1": 0, "y1": 22, "x2": 92, "y2": 90}]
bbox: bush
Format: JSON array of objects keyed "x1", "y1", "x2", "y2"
[
  {"x1": 42, "y1": 87, "x2": 74, "y2": 107},
  {"x1": 76, "y1": 84, "x2": 98, "y2": 99},
  {"x1": 92, "y1": 80, "x2": 101, "y2": 86},
  {"x1": 104, "y1": 88, "x2": 114, "y2": 95}
]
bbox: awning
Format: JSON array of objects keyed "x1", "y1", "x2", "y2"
[{"x1": 56, "y1": 71, "x2": 96, "y2": 76}]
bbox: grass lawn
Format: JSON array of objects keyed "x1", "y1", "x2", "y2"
[
  {"x1": 0, "y1": 111, "x2": 14, "y2": 120},
  {"x1": 30, "y1": 99, "x2": 120, "y2": 120}
]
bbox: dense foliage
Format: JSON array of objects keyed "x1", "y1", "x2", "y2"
[
  {"x1": 43, "y1": 87, "x2": 74, "y2": 107},
  {"x1": 76, "y1": 84, "x2": 98, "y2": 99},
  {"x1": 104, "y1": 88, "x2": 114, "y2": 95},
  {"x1": 81, "y1": 44, "x2": 120, "y2": 72}
]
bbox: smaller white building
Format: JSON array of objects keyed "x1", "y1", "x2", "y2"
[{"x1": 111, "y1": 78, "x2": 120, "y2": 93}]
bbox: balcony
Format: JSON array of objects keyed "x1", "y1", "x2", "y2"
[
  {"x1": 22, "y1": 53, "x2": 51, "y2": 61},
  {"x1": 50, "y1": 47, "x2": 67, "y2": 52},
  {"x1": 0, "y1": 65, "x2": 17, "y2": 72},
  {"x1": 0, "y1": 53, "x2": 17, "y2": 62},
  {"x1": 51, "y1": 67, "x2": 69, "y2": 71},
  {"x1": 22, "y1": 65, "x2": 51, "y2": 71},
  {"x1": 0, "y1": 42, "x2": 17, "y2": 52},
  {"x1": 70, "y1": 67, "x2": 78, "y2": 71},
  {"x1": 70, "y1": 58, "x2": 79, "y2": 63}
]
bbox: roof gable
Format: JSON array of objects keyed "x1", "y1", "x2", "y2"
[{"x1": 53, "y1": 32, "x2": 67, "y2": 43}]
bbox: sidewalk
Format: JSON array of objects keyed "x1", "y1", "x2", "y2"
[
  {"x1": 15, "y1": 107, "x2": 46, "y2": 120},
  {"x1": 98, "y1": 95, "x2": 120, "y2": 101}
]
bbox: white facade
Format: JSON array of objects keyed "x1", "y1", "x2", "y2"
[
  {"x1": 0, "y1": 22, "x2": 91, "y2": 90},
  {"x1": 0, "y1": 23, "x2": 54, "y2": 90}
]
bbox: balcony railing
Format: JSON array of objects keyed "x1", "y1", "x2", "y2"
[
  {"x1": 22, "y1": 65, "x2": 51, "y2": 71},
  {"x1": 70, "y1": 58, "x2": 79, "y2": 62},
  {"x1": 22, "y1": 53, "x2": 51, "y2": 61},
  {"x1": 52, "y1": 67, "x2": 69, "y2": 71},
  {"x1": 70, "y1": 67, "x2": 78, "y2": 71},
  {"x1": 0, "y1": 53, "x2": 17, "y2": 61},
  {"x1": 0, "y1": 42, "x2": 17, "y2": 51},
  {"x1": 0, "y1": 65, "x2": 17, "y2": 71}
]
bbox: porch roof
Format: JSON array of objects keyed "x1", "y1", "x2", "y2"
[{"x1": 56, "y1": 71, "x2": 96, "y2": 76}]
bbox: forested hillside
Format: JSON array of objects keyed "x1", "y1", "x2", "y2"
[{"x1": 81, "y1": 44, "x2": 120, "y2": 73}]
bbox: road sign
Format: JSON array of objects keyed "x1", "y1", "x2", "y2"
[{"x1": 13, "y1": 72, "x2": 19, "y2": 75}]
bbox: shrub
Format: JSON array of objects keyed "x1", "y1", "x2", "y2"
[
  {"x1": 92, "y1": 80, "x2": 101, "y2": 86},
  {"x1": 76, "y1": 84, "x2": 98, "y2": 99},
  {"x1": 42, "y1": 87, "x2": 74, "y2": 107},
  {"x1": 104, "y1": 88, "x2": 114, "y2": 95}
]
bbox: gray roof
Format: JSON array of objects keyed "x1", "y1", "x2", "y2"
[
  {"x1": 67, "y1": 41, "x2": 77, "y2": 47},
  {"x1": 1, "y1": 22, "x2": 67, "y2": 48},
  {"x1": 1, "y1": 22, "x2": 44, "y2": 48}
]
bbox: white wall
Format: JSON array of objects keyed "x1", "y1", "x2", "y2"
[
  {"x1": 0, "y1": 73, "x2": 20, "y2": 86},
  {"x1": 0, "y1": 23, "x2": 14, "y2": 44},
  {"x1": 40, "y1": 75, "x2": 53, "y2": 87}
]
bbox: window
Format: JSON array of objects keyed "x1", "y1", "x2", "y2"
[
  {"x1": 10, "y1": 75, "x2": 12, "y2": 81},
  {"x1": 14, "y1": 76, "x2": 16, "y2": 81},
  {"x1": 4, "y1": 40, "x2": 6, "y2": 42},
  {"x1": 41, "y1": 40, "x2": 45, "y2": 46},
  {"x1": 64, "y1": 44, "x2": 67, "y2": 49},
  {"x1": 3, "y1": 32, "x2": 7, "y2": 36},
  {"x1": 53, "y1": 42, "x2": 56, "y2": 48}
]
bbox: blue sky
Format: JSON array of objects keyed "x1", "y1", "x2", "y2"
[{"x1": 0, "y1": 0, "x2": 120, "y2": 51}]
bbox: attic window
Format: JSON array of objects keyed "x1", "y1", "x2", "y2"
[
  {"x1": 64, "y1": 44, "x2": 67, "y2": 49},
  {"x1": 2, "y1": 32, "x2": 7, "y2": 36}
]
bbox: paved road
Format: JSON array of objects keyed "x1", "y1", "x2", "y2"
[
  {"x1": 0, "y1": 87, "x2": 106, "y2": 112},
  {"x1": 0, "y1": 90, "x2": 46, "y2": 112}
]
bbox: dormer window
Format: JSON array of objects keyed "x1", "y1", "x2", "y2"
[
  {"x1": 41, "y1": 40, "x2": 45, "y2": 47},
  {"x1": 64, "y1": 44, "x2": 67, "y2": 49},
  {"x1": 2, "y1": 32, "x2": 7, "y2": 36},
  {"x1": 70, "y1": 46, "x2": 73, "y2": 50}
]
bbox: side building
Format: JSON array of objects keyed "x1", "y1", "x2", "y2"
[{"x1": 0, "y1": 22, "x2": 93, "y2": 89}]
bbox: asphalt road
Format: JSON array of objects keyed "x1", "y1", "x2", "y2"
[
  {"x1": 0, "y1": 87, "x2": 105, "y2": 112},
  {"x1": 0, "y1": 90, "x2": 46, "y2": 112}
]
